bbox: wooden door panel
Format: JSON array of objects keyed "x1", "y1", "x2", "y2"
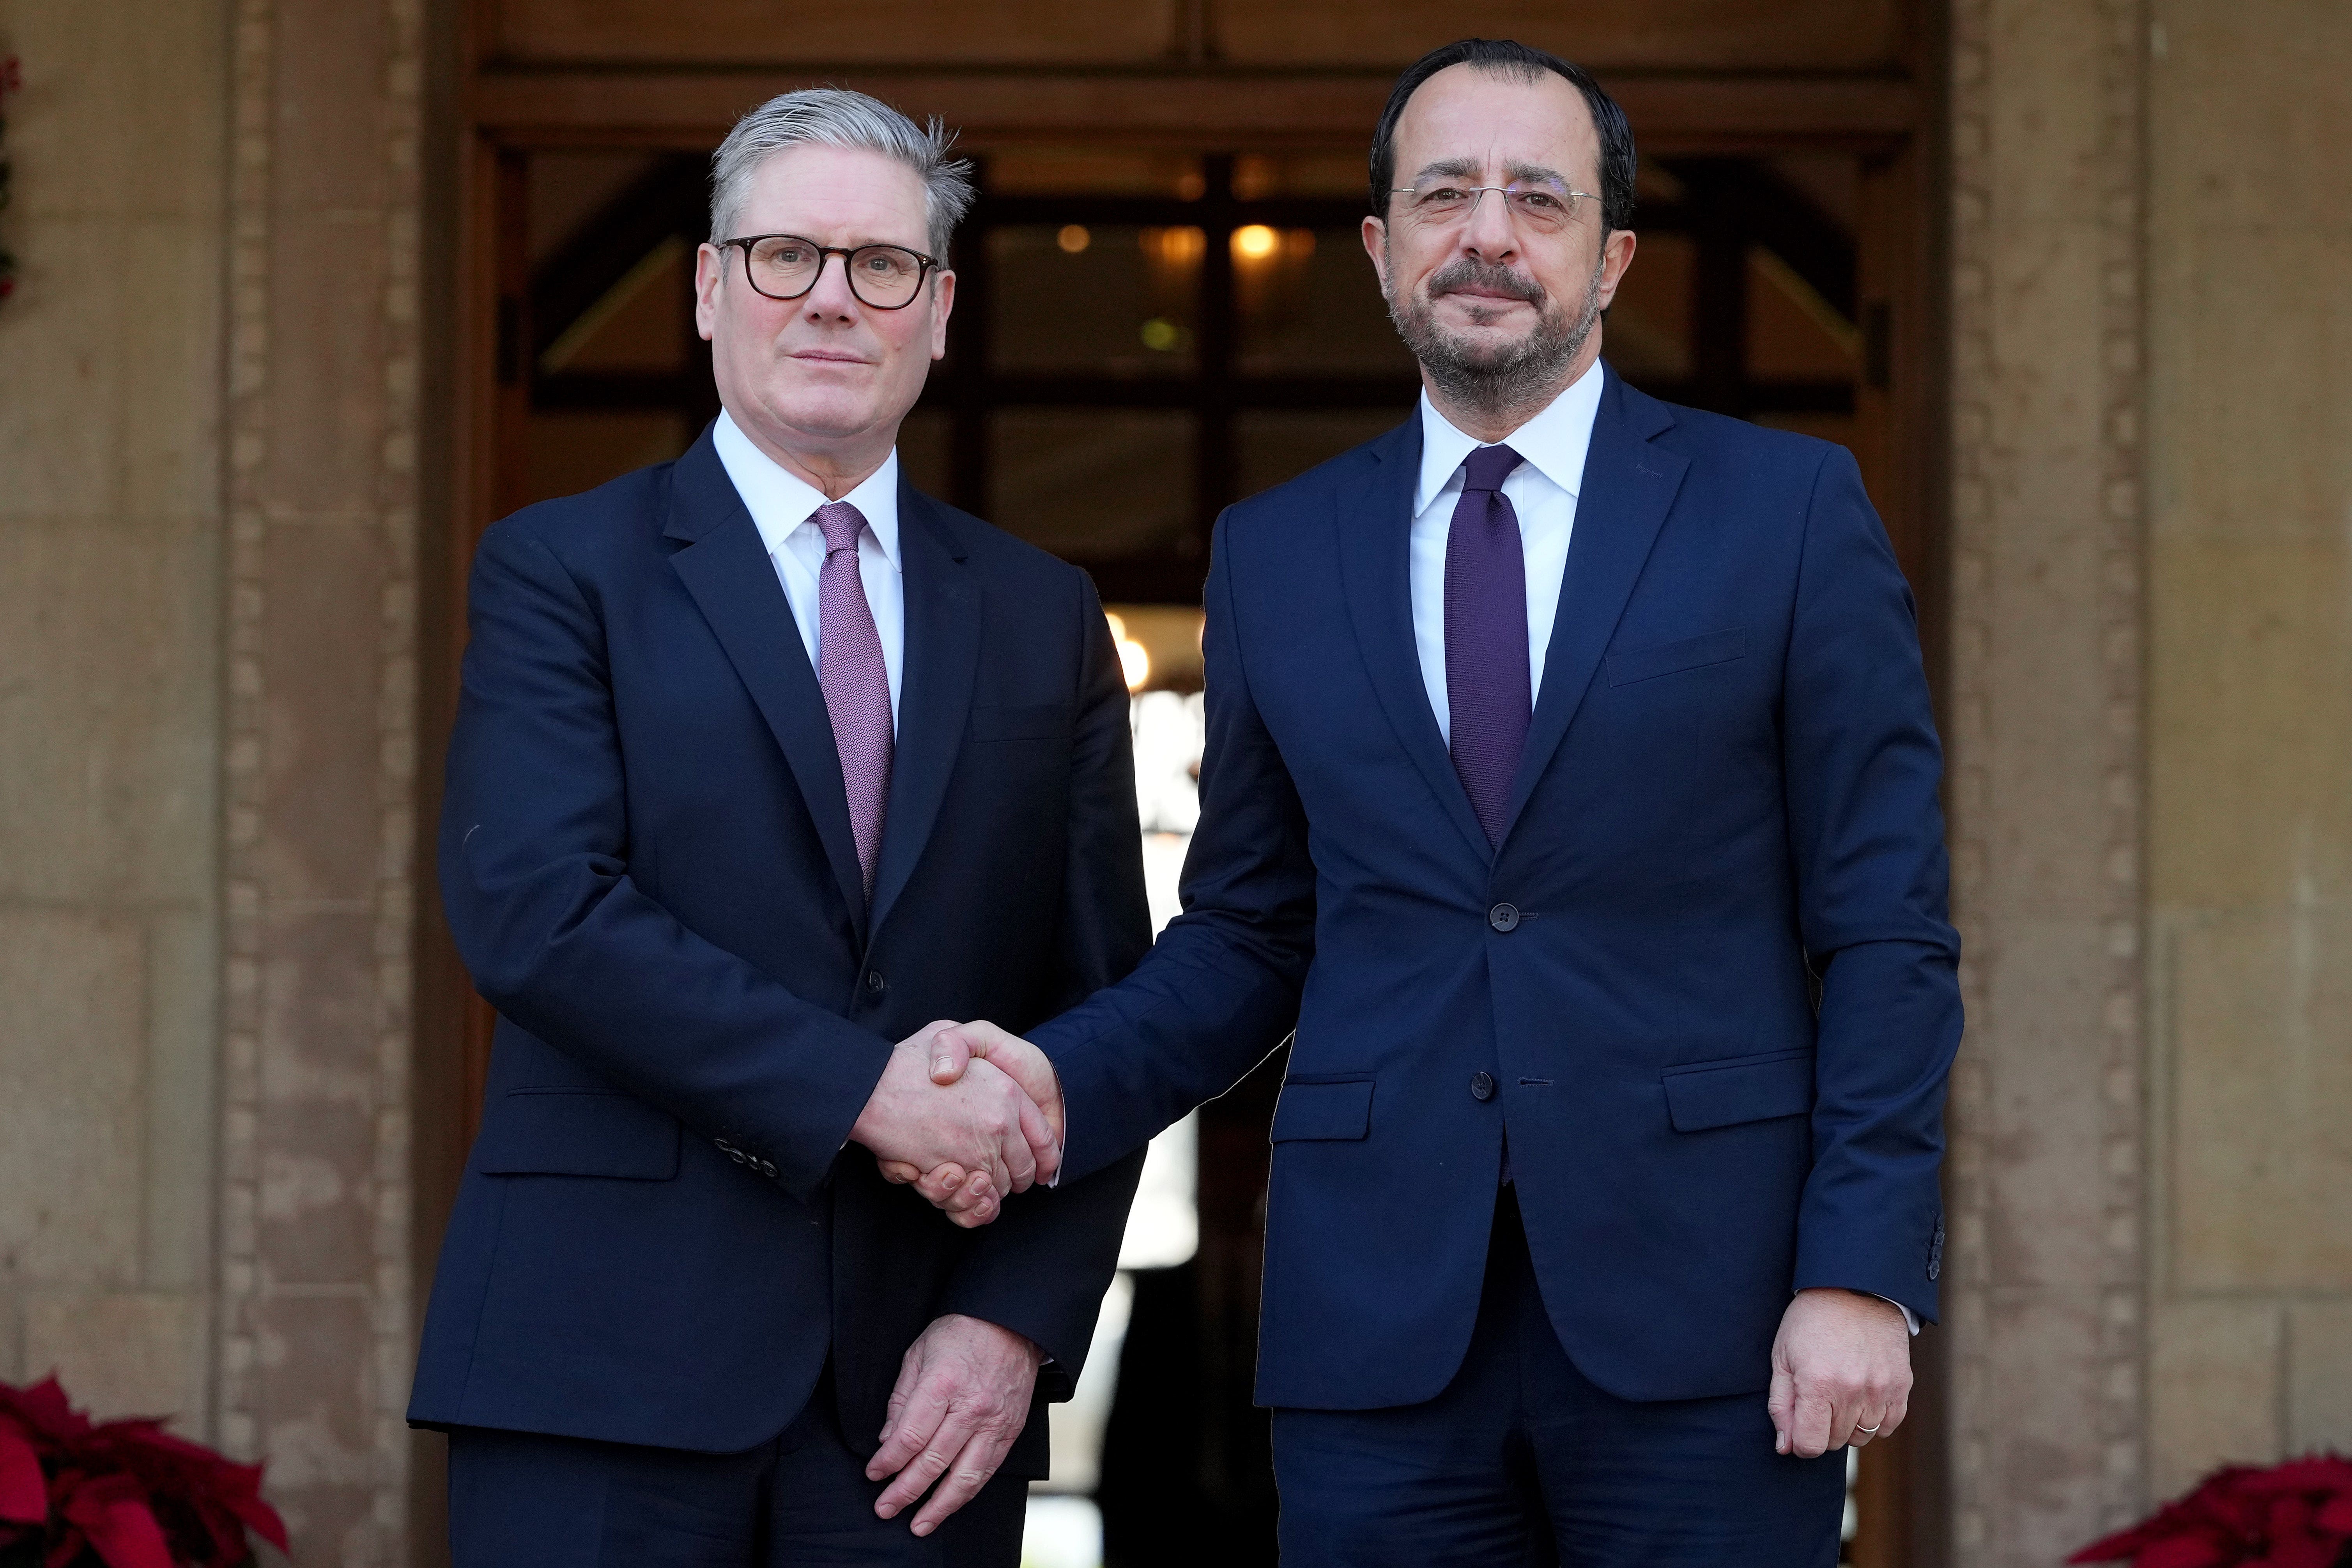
[
  {"x1": 1219, "y1": 0, "x2": 1907, "y2": 72},
  {"x1": 493, "y1": 0, "x2": 1180, "y2": 66}
]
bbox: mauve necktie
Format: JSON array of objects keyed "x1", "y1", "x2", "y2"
[
  {"x1": 812, "y1": 500, "x2": 893, "y2": 899},
  {"x1": 1444, "y1": 443, "x2": 1531, "y2": 849}
]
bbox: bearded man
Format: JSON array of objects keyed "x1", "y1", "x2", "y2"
[{"x1": 903, "y1": 36, "x2": 1962, "y2": 1567}]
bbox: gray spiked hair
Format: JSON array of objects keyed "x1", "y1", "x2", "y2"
[{"x1": 710, "y1": 87, "x2": 976, "y2": 260}]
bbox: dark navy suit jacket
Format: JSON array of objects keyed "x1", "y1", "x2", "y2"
[
  {"x1": 409, "y1": 427, "x2": 1150, "y2": 1470},
  {"x1": 1030, "y1": 367, "x2": 1961, "y2": 1411}
]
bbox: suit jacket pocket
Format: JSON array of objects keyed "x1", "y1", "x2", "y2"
[
  {"x1": 1270, "y1": 1075, "x2": 1375, "y2": 1142},
  {"x1": 968, "y1": 702, "x2": 1074, "y2": 742},
  {"x1": 1606, "y1": 627, "x2": 1747, "y2": 687},
  {"x1": 473, "y1": 1088, "x2": 683, "y2": 1179},
  {"x1": 1661, "y1": 1049, "x2": 1814, "y2": 1133}
]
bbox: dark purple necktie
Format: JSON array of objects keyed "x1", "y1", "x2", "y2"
[
  {"x1": 812, "y1": 501, "x2": 893, "y2": 899},
  {"x1": 1444, "y1": 444, "x2": 1530, "y2": 849}
]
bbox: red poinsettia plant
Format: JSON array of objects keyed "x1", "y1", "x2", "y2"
[
  {"x1": 2072, "y1": 1455, "x2": 2352, "y2": 1568},
  {"x1": 0, "y1": 1378, "x2": 287, "y2": 1568}
]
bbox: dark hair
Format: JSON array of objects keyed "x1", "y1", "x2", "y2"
[{"x1": 1369, "y1": 39, "x2": 1637, "y2": 233}]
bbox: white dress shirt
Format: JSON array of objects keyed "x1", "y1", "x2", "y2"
[
  {"x1": 713, "y1": 409, "x2": 906, "y2": 730},
  {"x1": 1409, "y1": 360, "x2": 1603, "y2": 743},
  {"x1": 1408, "y1": 365, "x2": 1920, "y2": 1338}
]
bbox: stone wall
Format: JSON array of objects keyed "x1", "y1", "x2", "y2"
[
  {"x1": 0, "y1": 1, "x2": 428, "y2": 1563},
  {"x1": 1948, "y1": 0, "x2": 2352, "y2": 1562},
  {"x1": 0, "y1": 0, "x2": 230, "y2": 1433},
  {"x1": 2143, "y1": 0, "x2": 2352, "y2": 1504}
]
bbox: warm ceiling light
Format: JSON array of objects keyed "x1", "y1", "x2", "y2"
[
  {"x1": 1232, "y1": 224, "x2": 1280, "y2": 261},
  {"x1": 1057, "y1": 224, "x2": 1091, "y2": 254}
]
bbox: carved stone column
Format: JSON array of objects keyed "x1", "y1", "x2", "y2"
[
  {"x1": 218, "y1": 0, "x2": 425, "y2": 1559},
  {"x1": 1945, "y1": 0, "x2": 2151, "y2": 1559}
]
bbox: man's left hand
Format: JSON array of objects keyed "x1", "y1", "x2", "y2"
[
  {"x1": 867, "y1": 1313, "x2": 1040, "y2": 1535},
  {"x1": 1767, "y1": 1288, "x2": 1912, "y2": 1457}
]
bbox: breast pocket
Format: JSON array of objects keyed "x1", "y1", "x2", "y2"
[
  {"x1": 968, "y1": 702, "x2": 1074, "y2": 743},
  {"x1": 472, "y1": 1088, "x2": 682, "y2": 1180},
  {"x1": 1606, "y1": 627, "x2": 1747, "y2": 687}
]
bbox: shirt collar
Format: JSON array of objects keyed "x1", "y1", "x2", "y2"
[
  {"x1": 1412, "y1": 357, "x2": 1605, "y2": 518},
  {"x1": 713, "y1": 407, "x2": 903, "y2": 570}
]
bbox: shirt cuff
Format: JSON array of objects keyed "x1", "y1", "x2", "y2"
[
  {"x1": 1800, "y1": 1290, "x2": 1920, "y2": 1335},
  {"x1": 1046, "y1": 1066, "x2": 1067, "y2": 1189}
]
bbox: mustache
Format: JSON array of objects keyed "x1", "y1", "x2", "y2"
[{"x1": 1424, "y1": 256, "x2": 1547, "y2": 307}]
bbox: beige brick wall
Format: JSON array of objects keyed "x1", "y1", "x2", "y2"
[
  {"x1": 0, "y1": 0, "x2": 230, "y2": 1435},
  {"x1": 2146, "y1": 0, "x2": 2352, "y2": 1503}
]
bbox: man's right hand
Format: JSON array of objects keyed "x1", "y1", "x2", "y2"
[
  {"x1": 876, "y1": 1022, "x2": 1064, "y2": 1227},
  {"x1": 850, "y1": 1022, "x2": 1062, "y2": 1200}
]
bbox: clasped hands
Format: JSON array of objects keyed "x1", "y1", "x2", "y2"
[
  {"x1": 849, "y1": 1020, "x2": 1059, "y2": 1228},
  {"x1": 843, "y1": 1023, "x2": 1060, "y2": 1536}
]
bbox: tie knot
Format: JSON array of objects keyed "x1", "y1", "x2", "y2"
[
  {"x1": 1461, "y1": 444, "x2": 1524, "y2": 495},
  {"x1": 812, "y1": 500, "x2": 867, "y2": 556}
]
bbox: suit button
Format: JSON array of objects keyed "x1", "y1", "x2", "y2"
[
  {"x1": 865, "y1": 970, "x2": 887, "y2": 993},
  {"x1": 1471, "y1": 1071, "x2": 1496, "y2": 1101},
  {"x1": 1488, "y1": 903, "x2": 1520, "y2": 932}
]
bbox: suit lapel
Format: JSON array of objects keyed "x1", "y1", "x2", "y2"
[
  {"x1": 664, "y1": 428, "x2": 870, "y2": 941},
  {"x1": 1497, "y1": 368, "x2": 1688, "y2": 844},
  {"x1": 1334, "y1": 419, "x2": 1494, "y2": 864},
  {"x1": 867, "y1": 484, "x2": 980, "y2": 939}
]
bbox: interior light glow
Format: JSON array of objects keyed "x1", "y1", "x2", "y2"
[
  {"x1": 1142, "y1": 226, "x2": 1206, "y2": 267},
  {"x1": 1106, "y1": 612, "x2": 1151, "y2": 691},
  {"x1": 1232, "y1": 223, "x2": 1280, "y2": 261},
  {"x1": 1056, "y1": 224, "x2": 1091, "y2": 254}
]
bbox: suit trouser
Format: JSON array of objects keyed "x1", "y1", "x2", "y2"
[
  {"x1": 444, "y1": 1370, "x2": 1026, "y2": 1568},
  {"x1": 1271, "y1": 1186, "x2": 1846, "y2": 1568}
]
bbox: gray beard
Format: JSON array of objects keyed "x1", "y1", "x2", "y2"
[{"x1": 1386, "y1": 248, "x2": 1605, "y2": 427}]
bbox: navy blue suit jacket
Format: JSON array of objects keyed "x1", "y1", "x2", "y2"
[
  {"x1": 409, "y1": 427, "x2": 1150, "y2": 1469},
  {"x1": 1030, "y1": 367, "x2": 1960, "y2": 1411}
]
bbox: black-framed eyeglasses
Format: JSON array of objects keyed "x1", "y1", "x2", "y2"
[{"x1": 719, "y1": 234, "x2": 941, "y2": 310}]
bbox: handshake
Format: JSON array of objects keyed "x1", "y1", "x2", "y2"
[{"x1": 848, "y1": 1021, "x2": 1058, "y2": 1228}]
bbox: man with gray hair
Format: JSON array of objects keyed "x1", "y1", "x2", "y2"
[{"x1": 407, "y1": 88, "x2": 1149, "y2": 1566}]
